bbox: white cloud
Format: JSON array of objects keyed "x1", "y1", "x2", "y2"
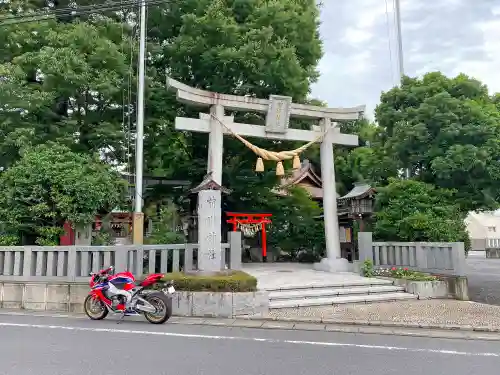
[
  {"x1": 342, "y1": 27, "x2": 373, "y2": 44},
  {"x1": 312, "y1": 0, "x2": 500, "y2": 118}
]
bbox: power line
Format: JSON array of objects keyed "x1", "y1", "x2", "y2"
[
  {"x1": 0, "y1": 0, "x2": 170, "y2": 26},
  {"x1": 0, "y1": 0, "x2": 137, "y2": 21}
]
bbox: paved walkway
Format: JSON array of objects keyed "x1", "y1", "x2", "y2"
[
  {"x1": 242, "y1": 263, "x2": 382, "y2": 290},
  {"x1": 263, "y1": 299, "x2": 500, "y2": 329}
]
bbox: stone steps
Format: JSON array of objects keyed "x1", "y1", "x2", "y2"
[
  {"x1": 269, "y1": 285, "x2": 406, "y2": 301},
  {"x1": 266, "y1": 280, "x2": 417, "y2": 309},
  {"x1": 265, "y1": 277, "x2": 394, "y2": 292},
  {"x1": 269, "y1": 292, "x2": 417, "y2": 309}
]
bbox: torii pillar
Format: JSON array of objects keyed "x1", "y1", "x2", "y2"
[{"x1": 167, "y1": 77, "x2": 365, "y2": 272}]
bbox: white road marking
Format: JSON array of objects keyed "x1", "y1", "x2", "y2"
[{"x1": 0, "y1": 322, "x2": 499, "y2": 357}]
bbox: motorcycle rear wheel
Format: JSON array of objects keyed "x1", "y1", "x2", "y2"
[
  {"x1": 84, "y1": 295, "x2": 109, "y2": 320},
  {"x1": 143, "y1": 292, "x2": 172, "y2": 324}
]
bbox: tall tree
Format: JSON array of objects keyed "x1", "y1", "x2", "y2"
[
  {"x1": 144, "y1": 0, "x2": 323, "y2": 179},
  {"x1": 373, "y1": 178, "x2": 470, "y2": 250},
  {"x1": 0, "y1": 2, "x2": 135, "y2": 168},
  {"x1": 375, "y1": 72, "x2": 500, "y2": 211}
]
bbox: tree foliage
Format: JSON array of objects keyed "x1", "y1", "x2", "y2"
[
  {"x1": 375, "y1": 72, "x2": 500, "y2": 212},
  {"x1": 0, "y1": 143, "x2": 126, "y2": 244},
  {"x1": 373, "y1": 178, "x2": 469, "y2": 248},
  {"x1": 0, "y1": 9, "x2": 134, "y2": 169}
]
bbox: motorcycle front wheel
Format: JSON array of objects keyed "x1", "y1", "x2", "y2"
[
  {"x1": 143, "y1": 292, "x2": 172, "y2": 324},
  {"x1": 83, "y1": 295, "x2": 109, "y2": 320}
]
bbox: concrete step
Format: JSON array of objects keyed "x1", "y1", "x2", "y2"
[
  {"x1": 269, "y1": 292, "x2": 418, "y2": 309},
  {"x1": 269, "y1": 285, "x2": 405, "y2": 301},
  {"x1": 264, "y1": 278, "x2": 393, "y2": 292}
]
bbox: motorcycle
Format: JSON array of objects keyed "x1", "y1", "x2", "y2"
[{"x1": 83, "y1": 266, "x2": 175, "y2": 324}]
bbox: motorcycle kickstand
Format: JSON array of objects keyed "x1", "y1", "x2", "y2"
[{"x1": 117, "y1": 312, "x2": 126, "y2": 324}]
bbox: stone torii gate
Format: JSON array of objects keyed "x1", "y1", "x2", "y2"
[{"x1": 167, "y1": 78, "x2": 365, "y2": 273}]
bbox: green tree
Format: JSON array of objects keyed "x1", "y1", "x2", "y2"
[
  {"x1": 266, "y1": 186, "x2": 325, "y2": 261},
  {"x1": 334, "y1": 119, "x2": 398, "y2": 194},
  {"x1": 144, "y1": 0, "x2": 323, "y2": 181},
  {"x1": 375, "y1": 72, "x2": 500, "y2": 211},
  {"x1": 146, "y1": 200, "x2": 184, "y2": 245},
  {"x1": 0, "y1": 8, "x2": 134, "y2": 169},
  {"x1": 373, "y1": 178, "x2": 469, "y2": 249},
  {"x1": 0, "y1": 143, "x2": 126, "y2": 244}
]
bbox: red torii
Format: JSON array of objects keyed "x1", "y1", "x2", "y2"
[{"x1": 226, "y1": 212, "x2": 272, "y2": 258}]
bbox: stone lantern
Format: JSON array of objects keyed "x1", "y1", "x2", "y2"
[{"x1": 337, "y1": 182, "x2": 376, "y2": 232}]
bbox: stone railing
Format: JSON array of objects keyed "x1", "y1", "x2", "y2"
[
  {"x1": 358, "y1": 232, "x2": 466, "y2": 276},
  {"x1": 0, "y1": 232, "x2": 242, "y2": 282},
  {"x1": 485, "y1": 237, "x2": 500, "y2": 258},
  {"x1": 487, "y1": 238, "x2": 500, "y2": 249}
]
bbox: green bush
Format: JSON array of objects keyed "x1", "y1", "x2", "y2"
[
  {"x1": 361, "y1": 259, "x2": 374, "y2": 277},
  {"x1": 0, "y1": 234, "x2": 19, "y2": 245},
  {"x1": 163, "y1": 271, "x2": 257, "y2": 292},
  {"x1": 373, "y1": 267, "x2": 439, "y2": 281}
]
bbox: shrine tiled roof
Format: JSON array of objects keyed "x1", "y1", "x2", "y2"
[
  {"x1": 338, "y1": 183, "x2": 375, "y2": 201},
  {"x1": 189, "y1": 172, "x2": 232, "y2": 194},
  {"x1": 274, "y1": 159, "x2": 330, "y2": 199}
]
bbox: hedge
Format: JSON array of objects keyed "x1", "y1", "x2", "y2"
[{"x1": 163, "y1": 271, "x2": 257, "y2": 292}]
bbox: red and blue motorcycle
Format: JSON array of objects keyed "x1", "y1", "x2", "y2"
[{"x1": 83, "y1": 266, "x2": 175, "y2": 324}]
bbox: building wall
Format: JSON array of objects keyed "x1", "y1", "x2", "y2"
[{"x1": 465, "y1": 212, "x2": 500, "y2": 250}]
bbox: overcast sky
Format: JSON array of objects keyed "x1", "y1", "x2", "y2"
[{"x1": 311, "y1": 0, "x2": 500, "y2": 118}]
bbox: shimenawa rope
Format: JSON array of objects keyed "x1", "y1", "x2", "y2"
[{"x1": 210, "y1": 114, "x2": 328, "y2": 176}]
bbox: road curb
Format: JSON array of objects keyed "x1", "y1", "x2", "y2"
[{"x1": 238, "y1": 315, "x2": 500, "y2": 333}]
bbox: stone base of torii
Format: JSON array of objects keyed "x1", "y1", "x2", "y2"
[{"x1": 167, "y1": 77, "x2": 365, "y2": 273}]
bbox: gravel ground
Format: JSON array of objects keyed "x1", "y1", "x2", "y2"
[{"x1": 267, "y1": 300, "x2": 500, "y2": 328}]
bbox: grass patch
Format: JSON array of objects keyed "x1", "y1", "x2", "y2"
[{"x1": 163, "y1": 270, "x2": 257, "y2": 292}]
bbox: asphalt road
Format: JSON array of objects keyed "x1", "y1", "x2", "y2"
[
  {"x1": 1, "y1": 314, "x2": 500, "y2": 375},
  {"x1": 466, "y1": 251, "x2": 500, "y2": 305}
]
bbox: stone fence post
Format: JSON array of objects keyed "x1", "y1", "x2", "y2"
[
  {"x1": 414, "y1": 244, "x2": 427, "y2": 271},
  {"x1": 358, "y1": 232, "x2": 373, "y2": 263},
  {"x1": 229, "y1": 231, "x2": 242, "y2": 270},
  {"x1": 451, "y1": 242, "x2": 466, "y2": 277}
]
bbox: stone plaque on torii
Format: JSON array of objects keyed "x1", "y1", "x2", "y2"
[{"x1": 167, "y1": 77, "x2": 365, "y2": 273}]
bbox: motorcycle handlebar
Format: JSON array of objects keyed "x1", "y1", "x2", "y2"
[{"x1": 99, "y1": 266, "x2": 114, "y2": 275}]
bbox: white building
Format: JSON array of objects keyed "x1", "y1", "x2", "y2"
[{"x1": 465, "y1": 211, "x2": 500, "y2": 250}]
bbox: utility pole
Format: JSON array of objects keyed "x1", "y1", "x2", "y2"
[
  {"x1": 393, "y1": 0, "x2": 410, "y2": 179},
  {"x1": 133, "y1": 0, "x2": 146, "y2": 245},
  {"x1": 394, "y1": 0, "x2": 404, "y2": 81}
]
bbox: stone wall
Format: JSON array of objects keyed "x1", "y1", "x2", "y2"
[
  {"x1": 389, "y1": 277, "x2": 468, "y2": 301},
  {"x1": 0, "y1": 281, "x2": 269, "y2": 318},
  {"x1": 391, "y1": 279, "x2": 449, "y2": 299}
]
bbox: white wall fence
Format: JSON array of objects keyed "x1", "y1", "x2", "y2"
[
  {"x1": 487, "y1": 238, "x2": 500, "y2": 249},
  {"x1": 358, "y1": 232, "x2": 466, "y2": 277},
  {"x1": 0, "y1": 232, "x2": 242, "y2": 282}
]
